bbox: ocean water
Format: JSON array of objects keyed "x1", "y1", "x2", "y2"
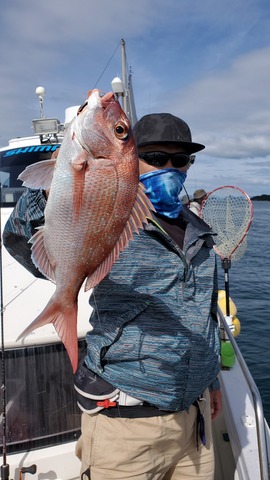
[{"x1": 217, "y1": 201, "x2": 270, "y2": 425}]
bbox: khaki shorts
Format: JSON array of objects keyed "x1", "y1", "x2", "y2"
[{"x1": 76, "y1": 389, "x2": 214, "y2": 480}]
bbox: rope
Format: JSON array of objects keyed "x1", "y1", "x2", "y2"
[{"x1": 93, "y1": 40, "x2": 122, "y2": 89}]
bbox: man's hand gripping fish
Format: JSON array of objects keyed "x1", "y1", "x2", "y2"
[{"x1": 17, "y1": 90, "x2": 154, "y2": 372}]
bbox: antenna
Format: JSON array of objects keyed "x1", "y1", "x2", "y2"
[{"x1": 35, "y1": 86, "x2": 46, "y2": 119}]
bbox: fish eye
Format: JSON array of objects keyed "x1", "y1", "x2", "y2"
[{"x1": 115, "y1": 122, "x2": 129, "y2": 140}]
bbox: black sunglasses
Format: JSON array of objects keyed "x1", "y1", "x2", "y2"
[{"x1": 139, "y1": 151, "x2": 195, "y2": 168}]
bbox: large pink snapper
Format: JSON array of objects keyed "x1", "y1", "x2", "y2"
[{"x1": 17, "y1": 90, "x2": 154, "y2": 372}]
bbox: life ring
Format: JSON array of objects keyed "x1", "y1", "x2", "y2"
[{"x1": 218, "y1": 290, "x2": 241, "y2": 337}]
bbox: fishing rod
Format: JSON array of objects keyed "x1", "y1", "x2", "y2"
[
  {"x1": 0, "y1": 182, "x2": 10, "y2": 480},
  {"x1": 0, "y1": 179, "x2": 38, "y2": 480}
]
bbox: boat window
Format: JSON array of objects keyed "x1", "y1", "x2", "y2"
[
  {"x1": 0, "y1": 144, "x2": 60, "y2": 207},
  {"x1": 0, "y1": 340, "x2": 86, "y2": 454}
]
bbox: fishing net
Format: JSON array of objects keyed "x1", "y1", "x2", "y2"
[
  {"x1": 200, "y1": 186, "x2": 253, "y2": 262},
  {"x1": 200, "y1": 186, "x2": 253, "y2": 317}
]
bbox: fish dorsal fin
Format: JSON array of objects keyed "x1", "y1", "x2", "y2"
[
  {"x1": 85, "y1": 183, "x2": 154, "y2": 290},
  {"x1": 18, "y1": 158, "x2": 56, "y2": 190},
  {"x1": 30, "y1": 226, "x2": 56, "y2": 282}
]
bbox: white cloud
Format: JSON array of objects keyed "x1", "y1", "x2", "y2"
[
  {"x1": 162, "y1": 47, "x2": 270, "y2": 160},
  {"x1": 184, "y1": 154, "x2": 270, "y2": 198}
]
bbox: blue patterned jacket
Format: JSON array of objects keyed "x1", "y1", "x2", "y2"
[{"x1": 85, "y1": 208, "x2": 220, "y2": 411}]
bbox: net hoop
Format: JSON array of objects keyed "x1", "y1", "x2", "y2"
[{"x1": 200, "y1": 185, "x2": 254, "y2": 261}]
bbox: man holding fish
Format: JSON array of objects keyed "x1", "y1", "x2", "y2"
[{"x1": 4, "y1": 91, "x2": 221, "y2": 479}]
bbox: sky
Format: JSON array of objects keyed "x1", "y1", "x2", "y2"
[{"x1": 0, "y1": 0, "x2": 270, "y2": 197}]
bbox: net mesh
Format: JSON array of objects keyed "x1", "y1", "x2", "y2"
[{"x1": 200, "y1": 186, "x2": 253, "y2": 261}]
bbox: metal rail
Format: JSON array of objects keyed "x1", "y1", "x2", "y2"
[{"x1": 218, "y1": 306, "x2": 270, "y2": 480}]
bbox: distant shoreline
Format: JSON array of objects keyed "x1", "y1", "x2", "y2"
[{"x1": 251, "y1": 194, "x2": 270, "y2": 201}]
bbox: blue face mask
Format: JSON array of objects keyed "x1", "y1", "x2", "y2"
[{"x1": 139, "y1": 168, "x2": 187, "y2": 218}]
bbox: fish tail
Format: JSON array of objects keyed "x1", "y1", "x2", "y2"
[{"x1": 17, "y1": 296, "x2": 78, "y2": 373}]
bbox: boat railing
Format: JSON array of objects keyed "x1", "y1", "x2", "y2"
[{"x1": 218, "y1": 306, "x2": 270, "y2": 480}]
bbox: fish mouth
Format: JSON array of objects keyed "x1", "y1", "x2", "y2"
[
  {"x1": 76, "y1": 90, "x2": 116, "y2": 116},
  {"x1": 100, "y1": 91, "x2": 116, "y2": 108}
]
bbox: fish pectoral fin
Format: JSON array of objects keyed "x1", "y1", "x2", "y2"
[
  {"x1": 85, "y1": 183, "x2": 155, "y2": 290},
  {"x1": 18, "y1": 158, "x2": 56, "y2": 190},
  {"x1": 71, "y1": 149, "x2": 89, "y2": 172},
  {"x1": 30, "y1": 226, "x2": 56, "y2": 282},
  {"x1": 17, "y1": 297, "x2": 79, "y2": 373}
]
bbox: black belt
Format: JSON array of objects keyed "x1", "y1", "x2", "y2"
[
  {"x1": 99, "y1": 398, "x2": 204, "y2": 421},
  {"x1": 99, "y1": 402, "x2": 174, "y2": 418}
]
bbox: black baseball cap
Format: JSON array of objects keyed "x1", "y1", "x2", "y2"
[{"x1": 133, "y1": 113, "x2": 205, "y2": 154}]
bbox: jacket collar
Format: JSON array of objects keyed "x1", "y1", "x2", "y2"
[{"x1": 146, "y1": 206, "x2": 216, "y2": 261}]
